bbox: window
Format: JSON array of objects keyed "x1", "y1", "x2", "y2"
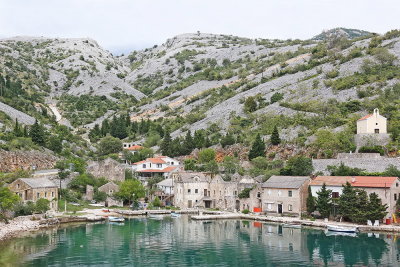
[
  {"x1": 288, "y1": 204, "x2": 293, "y2": 211},
  {"x1": 52, "y1": 192, "x2": 54, "y2": 197},
  {"x1": 149, "y1": 163, "x2": 152, "y2": 167},
  {"x1": 45, "y1": 192, "x2": 47, "y2": 197},
  {"x1": 17, "y1": 183, "x2": 20, "y2": 189},
  {"x1": 397, "y1": 183, "x2": 399, "y2": 187},
  {"x1": 37, "y1": 192, "x2": 40, "y2": 198},
  {"x1": 288, "y1": 191, "x2": 292, "y2": 197},
  {"x1": 171, "y1": 162, "x2": 174, "y2": 165},
  {"x1": 332, "y1": 192, "x2": 340, "y2": 198},
  {"x1": 157, "y1": 164, "x2": 162, "y2": 168},
  {"x1": 188, "y1": 189, "x2": 191, "y2": 193},
  {"x1": 267, "y1": 204, "x2": 272, "y2": 210},
  {"x1": 257, "y1": 192, "x2": 261, "y2": 198},
  {"x1": 395, "y1": 194, "x2": 397, "y2": 201},
  {"x1": 142, "y1": 164, "x2": 146, "y2": 168},
  {"x1": 234, "y1": 191, "x2": 237, "y2": 196},
  {"x1": 195, "y1": 189, "x2": 198, "y2": 194},
  {"x1": 376, "y1": 123, "x2": 378, "y2": 125},
  {"x1": 278, "y1": 190, "x2": 281, "y2": 196}
]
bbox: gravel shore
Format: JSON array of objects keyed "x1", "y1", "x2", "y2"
[{"x1": 0, "y1": 216, "x2": 42, "y2": 241}]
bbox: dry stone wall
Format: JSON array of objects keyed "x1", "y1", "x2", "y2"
[{"x1": 0, "y1": 150, "x2": 59, "y2": 172}]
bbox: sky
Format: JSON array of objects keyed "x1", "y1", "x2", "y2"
[{"x1": 0, "y1": 0, "x2": 399, "y2": 54}]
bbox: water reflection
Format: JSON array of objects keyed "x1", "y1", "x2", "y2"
[{"x1": 0, "y1": 216, "x2": 399, "y2": 266}]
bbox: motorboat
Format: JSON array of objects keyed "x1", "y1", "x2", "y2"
[
  {"x1": 171, "y1": 213, "x2": 181, "y2": 218},
  {"x1": 108, "y1": 216, "x2": 125, "y2": 222},
  {"x1": 327, "y1": 224, "x2": 357, "y2": 233},
  {"x1": 282, "y1": 223, "x2": 302, "y2": 229},
  {"x1": 148, "y1": 214, "x2": 164, "y2": 220},
  {"x1": 325, "y1": 230, "x2": 357, "y2": 237}
]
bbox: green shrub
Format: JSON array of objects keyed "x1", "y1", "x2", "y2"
[
  {"x1": 242, "y1": 209, "x2": 250, "y2": 214},
  {"x1": 358, "y1": 145, "x2": 385, "y2": 155}
]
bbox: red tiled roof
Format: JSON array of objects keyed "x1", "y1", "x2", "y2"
[
  {"x1": 357, "y1": 114, "x2": 373, "y2": 121},
  {"x1": 137, "y1": 166, "x2": 177, "y2": 173},
  {"x1": 127, "y1": 145, "x2": 144, "y2": 151},
  {"x1": 310, "y1": 176, "x2": 398, "y2": 188},
  {"x1": 133, "y1": 157, "x2": 166, "y2": 165}
]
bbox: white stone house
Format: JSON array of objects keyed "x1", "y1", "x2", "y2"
[
  {"x1": 357, "y1": 108, "x2": 387, "y2": 134},
  {"x1": 98, "y1": 182, "x2": 123, "y2": 207},
  {"x1": 132, "y1": 156, "x2": 180, "y2": 182}
]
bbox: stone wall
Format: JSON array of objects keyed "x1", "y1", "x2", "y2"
[
  {"x1": 313, "y1": 155, "x2": 400, "y2": 175},
  {"x1": 0, "y1": 150, "x2": 59, "y2": 172},
  {"x1": 86, "y1": 158, "x2": 125, "y2": 182},
  {"x1": 354, "y1": 133, "x2": 390, "y2": 150}
]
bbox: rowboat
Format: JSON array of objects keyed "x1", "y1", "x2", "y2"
[
  {"x1": 282, "y1": 223, "x2": 302, "y2": 229},
  {"x1": 327, "y1": 224, "x2": 357, "y2": 233},
  {"x1": 108, "y1": 216, "x2": 125, "y2": 222}
]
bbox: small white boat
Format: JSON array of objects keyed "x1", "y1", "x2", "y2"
[
  {"x1": 108, "y1": 216, "x2": 125, "y2": 222},
  {"x1": 148, "y1": 214, "x2": 164, "y2": 220},
  {"x1": 282, "y1": 223, "x2": 302, "y2": 229},
  {"x1": 325, "y1": 230, "x2": 357, "y2": 237},
  {"x1": 327, "y1": 224, "x2": 357, "y2": 233},
  {"x1": 171, "y1": 213, "x2": 181, "y2": 218}
]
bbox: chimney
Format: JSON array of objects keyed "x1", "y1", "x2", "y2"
[{"x1": 351, "y1": 177, "x2": 356, "y2": 183}]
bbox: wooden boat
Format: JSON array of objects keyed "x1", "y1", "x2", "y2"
[
  {"x1": 327, "y1": 224, "x2": 357, "y2": 233},
  {"x1": 108, "y1": 216, "x2": 125, "y2": 222},
  {"x1": 282, "y1": 223, "x2": 302, "y2": 229},
  {"x1": 171, "y1": 213, "x2": 181, "y2": 218}
]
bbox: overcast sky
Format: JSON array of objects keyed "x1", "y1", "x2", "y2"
[{"x1": 0, "y1": 0, "x2": 399, "y2": 54}]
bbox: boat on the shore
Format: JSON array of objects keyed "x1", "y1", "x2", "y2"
[
  {"x1": 327, "y1": 224, "x2": 357, "y2": 233},
  {"x1": 108, "y1": 216, "x2": 125, "y2": 223},
  {"x1": 171, "y1": 213, "x2": 181, "y2": 218},
  {"x1": 282, "y1": 223, "x2": 302, "y2": 229}
]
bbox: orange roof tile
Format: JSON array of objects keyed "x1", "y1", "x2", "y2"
[
  {"x1": 310, "y1": 176, "x2": 398, "y2": 188},
  {"x1": 127, "y1": 145, "x2": 144, "y2": 151},
  {"x1": 357, "y1": 114, "x2": 373, "y2": 121}
]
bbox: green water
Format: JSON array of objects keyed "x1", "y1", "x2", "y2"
[{"x1": 0, "y1": 216, "x2": 399, "y2": 266}]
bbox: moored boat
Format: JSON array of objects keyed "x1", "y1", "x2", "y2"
[
  {"x1": 148, "y1": 214, "x2": 164, "y2": 220},
  {"x1": 282, "y1": 223, "x2": 302, "y2": 229},
  {"x1": 171, "y1": 213, "x2": 181, "y2": 218},
  {"x1": 327, "y1": 224, "x2": 357, "y2": 233},
  {"x1": 108, "y1": 216, "x2": 125, "y2": 222}
]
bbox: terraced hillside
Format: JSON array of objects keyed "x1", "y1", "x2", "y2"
[{"x1": 1, "y1": 28, "x2": 400, "y2": 160}]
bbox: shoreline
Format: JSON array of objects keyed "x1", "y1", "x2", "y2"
[{"x1": 2, "y1": 209, "x2": 400, "y2": 242}]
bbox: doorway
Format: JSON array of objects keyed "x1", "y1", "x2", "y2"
[
  {"x1": 188, "y1": 200, "x2": 192, "y2": 208},
  {"x1": 278, "y1": 204, "x2": 283, "y2": 214},
  {"x1": 375, "y1": 129, "x2": 380, "y2": 133},
  {"x1": 235, "y1": 200, "x2": 240, "y2": 211}
]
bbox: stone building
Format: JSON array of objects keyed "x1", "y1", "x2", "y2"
[
  {"x1": 355, "y1": 108, "x2": 390, "y2": 148},
  {"x1": 98, "y1": 182, "x2": 123, "y2": 207},
  {"x1": 174, "y1": 172, "x2": 260, "y2": 211},
  {"x1": 8, "y1": 178, "x2": 58, "y2": 210},
  {"x1": 310, "y1": 176, "x2": 400, "y2": 219},
  {"x1": 357, "y1": 108, "x2": 387, "y2": 134},
  {"x1": 260, "y1": 176, "x2": 310, "y2": 216}
]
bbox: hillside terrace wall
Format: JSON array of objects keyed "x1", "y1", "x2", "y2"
[
  {"x1": 313, "y1": 157, "x2": 400, "y2": 174},
  {"x1": 0, "y1": 150, "x2": 59, "y2": 172}
]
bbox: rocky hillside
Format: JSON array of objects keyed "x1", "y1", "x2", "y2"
[{"x1": 1, "y1": 28, "x2": 400, "y2": 158}]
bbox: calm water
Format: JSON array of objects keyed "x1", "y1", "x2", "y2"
[{"x1": 1, "y1": 216, "x2": 399, "y2": 266}]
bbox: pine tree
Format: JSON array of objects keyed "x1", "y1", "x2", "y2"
[
  {"x1": 182, "y1": 131, "x2": 194, "y2": 155},
  {"x1": 160, "y1": 129, "x2": 172, "y2": 156},
  {"x1": 316, "y1": 183, "x2": 332, "y2": 218},
  {"x1": 244, "y1": 96, "x2": 257, "y2": 112},
  {"x1": 270, "y1": 125, "x2": 281, "y2": 145},
  {"x1": 306, "y1": 186, "x2": 316, "y2": 213},
  {"x1": 248, "y1": 133, "x2": 265, "y2": 160},
  {"x1": 353, "y1": 189, "x2": 369, "y2": 223},
  {"x1": 221, "y1": 132, "x2": 235, "y2": 148},
  {"x1": 29, "y1": 120, "x2": 46, "y2": 146},
  {"x1": 193, "y1": 130, "x2": 205, "y2": 149},
  {"x1": 367, "y1": 192, "x2": 388, "y2": 222},
  {"x1": 338, "y1": 182, "x2": 358, "y2": 221},
  {"x1": 13, "y1": 119, "x2": 22, "y2": 137}
]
